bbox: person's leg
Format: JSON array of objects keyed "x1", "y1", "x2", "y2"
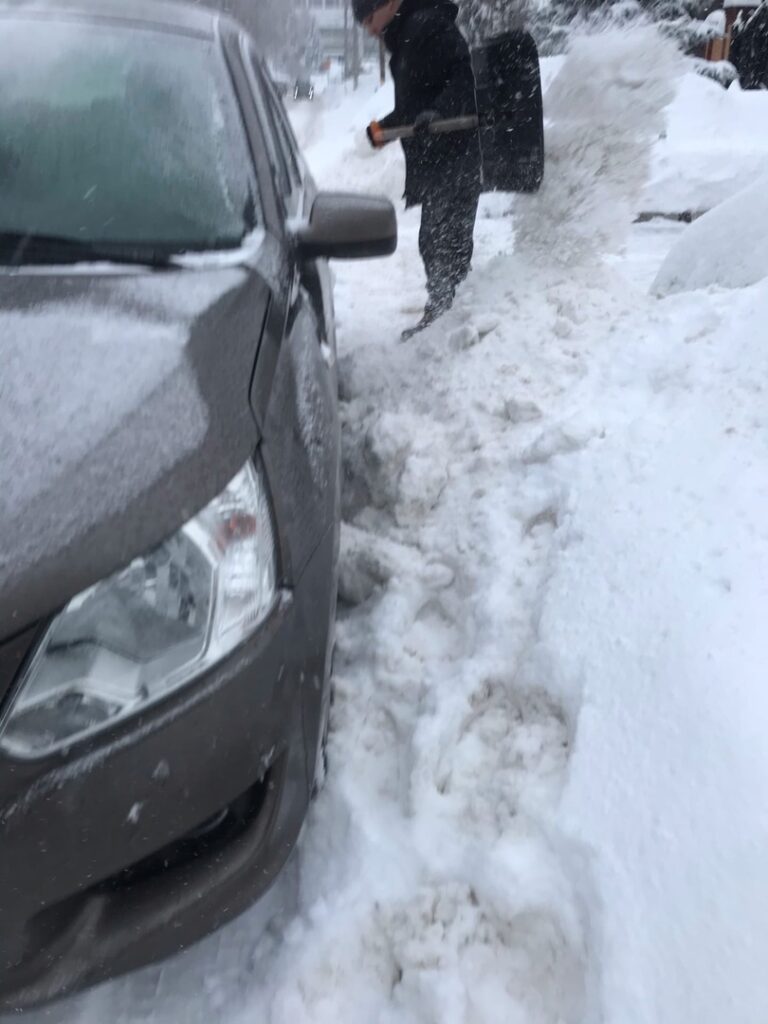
[
  {"x1": 419, "y1": 192, "x2": 453, "y2": 314},
  {"x1": 419, "y1": 186, "x2": 479, "y2": 314},
  {"x1": 404, "y1": 183, "x2": 480, "y2": 340},
  {"x1": 446, "y1": 187, "x2": 480, "y2": 294}
]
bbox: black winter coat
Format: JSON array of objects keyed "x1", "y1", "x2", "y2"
[{"x1": 380, "y1": 0, "x2": 481, "y2": 207}]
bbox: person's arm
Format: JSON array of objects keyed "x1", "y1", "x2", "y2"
[
  {"x1": 378, "y1": 109, "x2": 400, "y2": 129},
  {"x1": 367, "y1": 112, "x2": 397, "y2": 148},
  {"x1": 367, "y1": 105, "x2": 401, "y2": 147}
]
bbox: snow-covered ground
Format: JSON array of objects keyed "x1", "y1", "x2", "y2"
[
  {"x1": 15, "y1": 41, "x2": 768, "y2": 1024},
  {"x1": 643, "y1": 72, "x2": 768, "y2": 214}
]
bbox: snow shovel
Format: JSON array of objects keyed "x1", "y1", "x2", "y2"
[{"x1": 370, "y1": 31, "x2": 545, "y2": 194}]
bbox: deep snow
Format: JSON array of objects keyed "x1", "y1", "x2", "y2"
[
  {"x1": 641, "y1": 72, "x2": 768, "y2": 215},
  {"x1": 653, "y1": 174, "x2": 768, "y2": 293},
  {"x1": 11, "y1": 37, "x2": 768, "y2": 1024}
]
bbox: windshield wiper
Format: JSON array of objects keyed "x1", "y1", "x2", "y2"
[{"x1": 0, "y1": 232, "x2": 175, "y2": 268}]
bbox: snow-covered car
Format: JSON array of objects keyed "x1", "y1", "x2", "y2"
[{"x1": 0, "y1": 0, "x2": 396, "y2": 1010}]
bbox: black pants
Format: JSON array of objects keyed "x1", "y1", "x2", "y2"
[{"x1": 419, "y1": 185, "x2": 480, "y2": 312}]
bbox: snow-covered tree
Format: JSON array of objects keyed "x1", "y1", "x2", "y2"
[{"x1": 730, "y1": 2, "x2": 768, "y2": 88}]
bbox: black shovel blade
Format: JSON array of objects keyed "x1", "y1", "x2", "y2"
[{"x1": 472, "y1": 30, "x2": 545, "y2": 194}]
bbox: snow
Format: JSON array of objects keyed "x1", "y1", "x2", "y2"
[
  {"x1": 12, "y1": 29, "x2": 768, "y2": 1024},
  {"x1": 643, "y1": 73, "x2": 768, "y2": 215},
  {"x1": 703, "y1": 9, "x2": 727, "y2": 34},
  {"x1": 0, "y1": 306, "x2": 203, "y2": 519},
  {"x1": 653, "y1": 174, "x2": 768, "y2": 293},
  {"x1": 516, "y1": 27, "x2": 682, "y2": 261},
  {"x1": 544, "y1": 275, "x2": 768, "y2": 1024},
  {"x1": 288, "y1": 74, "x2": 409, "y2": 203}
]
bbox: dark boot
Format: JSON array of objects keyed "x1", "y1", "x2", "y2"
[{"x1": 400, "y1": 294, "x2": 453, "y2": 340}]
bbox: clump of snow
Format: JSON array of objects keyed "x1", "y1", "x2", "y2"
[
  {"x1": 516, "y1": 26, "x2": 682, "y2": 263},
  {"x1": 653, "y1": 174, "x2": 768, "y2": 293},
  {"x1": 703, "y1": 9, "x2": 726, "y2": 35}
]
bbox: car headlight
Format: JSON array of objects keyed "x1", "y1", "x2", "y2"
[{"x1": 0, "y1": 459, "x2": 277, "y2": 758}]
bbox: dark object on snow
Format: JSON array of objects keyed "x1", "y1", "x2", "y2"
[
  {"x1": 293, "y1": 77, "x2": 315, "y2": 100},
  {"x1": 373, "y1": 28, "x2": 545, "y2": 195},
  {"x1": 635, "y1": 209, "x2": 708, "y2": 224},
  {"x1": 379, "y1": 0, "x2": 482, "y2": 207},
  {"x1": 0, "y1": 0, "x2": 397, "y2": 1010},
  {"x1": 730, "y1": 3, "x2": 768, "y2": 90}
]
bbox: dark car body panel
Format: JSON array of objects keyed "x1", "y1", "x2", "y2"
[
  {"x1": 0, "y1": 527, "x2": 337, "y2": 1009},
  {"x1": 0, "y1": 0, "x2": 347, "y2": 1009},
  {"x1": 0, "y1": 266, "x2": 269, "y2": 646}
]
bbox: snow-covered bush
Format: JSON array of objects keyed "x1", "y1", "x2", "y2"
[
  {"x1": 653, "y1": 175, "x2": 768, "y2": 294},
  {"x1": 692, "y1": 56, "x2": 739, "y2": 87},
  {"x1": 516, "y1": 25, "x2": 683, "y2": 264}
]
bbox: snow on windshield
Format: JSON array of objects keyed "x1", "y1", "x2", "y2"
[{"x1": 0, "y1": 18, "x2": 259, "y2": 251}]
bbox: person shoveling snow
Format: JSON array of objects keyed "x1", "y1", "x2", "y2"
[{"x1": 356, "y1": 0, "x2": 482, "y2": 339}]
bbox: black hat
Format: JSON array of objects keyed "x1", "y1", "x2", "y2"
[{"x1": 352, "y1": 0, "x2": 390, "y2": 23}]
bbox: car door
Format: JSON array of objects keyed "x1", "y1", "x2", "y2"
[
  {"x1": 225, "y1": 30, "x2": 341, "y2": 591},
  {"x1": 252, "y1": 55, "x2": 337, "y2": 354}
]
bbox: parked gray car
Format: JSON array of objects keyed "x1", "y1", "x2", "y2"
[{"x1": 0, "y1": 0, "x2": 396, "y2": 1010}]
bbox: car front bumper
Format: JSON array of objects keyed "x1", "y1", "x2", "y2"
[{"x1": 0, "y1": 527, "x2": 336, "y2": 1012}]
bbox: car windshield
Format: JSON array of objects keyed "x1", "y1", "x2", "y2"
[{"x1": 0, "y1": 17, "x2": 259, "y2": 260}]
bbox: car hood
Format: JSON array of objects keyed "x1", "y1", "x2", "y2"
[{"x1": 0, "y1": 266, "x2": 270, "y2": 642}]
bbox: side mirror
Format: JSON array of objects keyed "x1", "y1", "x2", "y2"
[{"x1": 293, "y1": 192, "x2": 398, "y2": 260}]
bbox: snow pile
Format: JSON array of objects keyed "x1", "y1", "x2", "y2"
[
  {"x1": 653, "y1": 174, "x2": 768, "y2": 293},
  {"x1": 540, "y1": 275, "x2": 768, "y2": 1024},
  {"x1": 236, "y1": 245, "x2": 613, "y2": 1024},
  {"x1": 290, "y1": 77, "x2": 405, "y2": 202},
  {"x1": 643, "y1": 73, "x2": 768, "y2": 214},
  {"x1": 270, "y1": 55, "x2": 768, "y2": 1024},
  {"x1": 516, "y1": 26, "x2": 682, "y2": 263}
]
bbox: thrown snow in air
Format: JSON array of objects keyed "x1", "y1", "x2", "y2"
[{"x1": 14, "y1": 30, "x2": 768, "y2": 1024}]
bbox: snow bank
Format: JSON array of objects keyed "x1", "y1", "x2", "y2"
[
  {"x1": 516, "y1": 26, "x2": 682, "y2": 264},
  {"x1": 540, "y1": 277, "x2": 768, "y2": 1024},
  {"x1": 653, "y1": 175, "x2": 768, "y2": 293},
  {"x1": 643, "y1": 74, "x2": 768, "y2": 214}
]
